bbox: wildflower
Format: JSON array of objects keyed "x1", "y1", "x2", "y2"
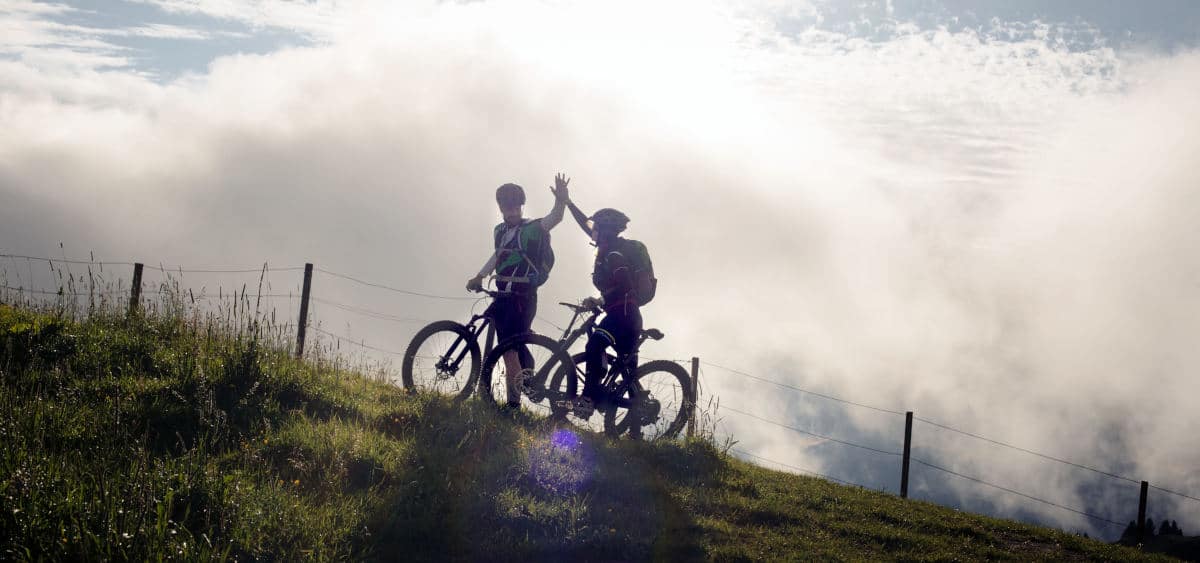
[{"x1": 293, "y1": 480, "x2": 300, "y2": 486}]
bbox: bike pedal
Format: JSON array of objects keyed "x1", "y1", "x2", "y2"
[
  {"x1": 572, "y1": 397, "x2": 595, "y2": 419},
  {"x1": 516, "y1": 368, "x2": 537, "y2": 391}
]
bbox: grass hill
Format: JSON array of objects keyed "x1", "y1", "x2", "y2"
[{"x1": 0, "y1": 302, "x2": 1175, "y2": 561}]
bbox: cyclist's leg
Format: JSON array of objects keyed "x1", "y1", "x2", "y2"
[
  {"x1": 587, "y1": 304, "x2": 641, "y2": 404},
  {"x1": 612, "y1": 304, "x2": 643, "y2": 374},
  {"x1": 497, "y1": 292, "x2": 537, "y2": 406},
  {"x1": 608, "y1": 304, "x2": 644, "y2": 434},
  {"x1": 584, "y1": 317, "x2": 615, "y2": 402}
]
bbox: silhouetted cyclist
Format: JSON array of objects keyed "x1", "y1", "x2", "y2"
[
  {"x1": 563, "y1": 200, "x2": 656, "y2": 417},
  {"x1": 467, "y1": 174, "x2": 569, "y2": 407}
]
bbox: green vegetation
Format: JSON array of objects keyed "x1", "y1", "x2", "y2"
[{"x1": 0, "y1": 302, "x2": 1172, "y2": 561}]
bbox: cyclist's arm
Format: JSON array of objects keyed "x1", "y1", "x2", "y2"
[
  {"x1": 474, "y1": 251, "x2": 497, "y2": 279},
  {"x1": 543, "y1": 172, "x2": 570, "y2": 230},
  {"x1": 566, "y1": 200, "x2": 591, "y2": 236},
  {"x1": 541, "y1": 194, "x2": 566, "y2": 230}
]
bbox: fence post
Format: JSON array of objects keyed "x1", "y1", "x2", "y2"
[
  {"x1": 1138, "y1": 480, "x2": 1149, "y2": 542},
  {"x1": 688, "y1": 357, "x2": 700, "y2": 439},
  {"x1": 295, "y1": 263, "x2": 313, "y2": 358},
  {"x1": 901, "y1": 411, "x2": 913, "y2": 498},
  {"x1": 128, "y1": 262, "x2": 144, "y2": 316}
]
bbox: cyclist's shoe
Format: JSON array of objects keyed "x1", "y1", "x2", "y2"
[
  {"x1": 571, "y1": 396, "x2": 595, "y2": 420},
  {"x1": 500, "y1": 399, "x2": 522, "y2": 417}
]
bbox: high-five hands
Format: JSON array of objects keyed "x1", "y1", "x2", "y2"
[{"x1": 550, "y1": 172, "x2": 570, "y2": 202}]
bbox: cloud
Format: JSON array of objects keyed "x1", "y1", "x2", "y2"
[
  {"x1": 0, "y1": 1, "x2": 236, "y2": 74},
  {"x1": 2, "y1": 0, "x2": 1199, "y2": 538},
  {"x1": 128, "y1": 0, "x2": 355, "y2": 39}
]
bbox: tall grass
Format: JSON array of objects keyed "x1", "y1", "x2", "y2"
[{"x1": 0, "y1": 276, "x2": 1168, "y2": 561}]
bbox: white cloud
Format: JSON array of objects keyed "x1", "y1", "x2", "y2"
[
  {"x1": 2, "y1": 0, "x2": 1199, "y2": 538},
  {"x1": 129, "y1": 0, "x2": 356, "y2": 39},
  {"x1": 0, "y1": 1, "x2": 228, "y2": 74}
]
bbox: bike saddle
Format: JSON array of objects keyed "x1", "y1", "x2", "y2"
[{"x1": 642, "y1": 328, "x2": 664, "y2": 341}]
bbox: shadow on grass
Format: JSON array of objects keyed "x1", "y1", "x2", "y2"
[{"x1": 363, "y1": 398, "x2": 719, "y2": 562}]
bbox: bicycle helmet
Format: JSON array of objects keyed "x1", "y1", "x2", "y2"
[
  {"x1": 589, "y1": 208, "x2": 629, "y2": 234},
  {"x1": 496, "y1": 183, "x2": 525, "y2": 207}
]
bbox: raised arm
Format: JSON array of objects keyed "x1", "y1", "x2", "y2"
[
  {"x1": 542, "y1": 173, "x2": 570, "y2": 230},
  {"x1": 566, "y1": 200, "x2": 591, "y2": 236}
]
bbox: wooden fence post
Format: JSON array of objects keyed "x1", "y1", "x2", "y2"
[
  {"x1": 901, "y1": 411, "x2": 913, "y2": 498},
  {"x1": 128, "y1": 262, "x2": 144, "y2": 316},
  {"x1": 687, "y1": 357, "x2": 700, "y2": 439},
  {"x1": 295, "y1": 263, "x2": 313, "y2": 358},
  {"x1": 1138, "y1": 480, "x2": 1149, "y2": 542}
]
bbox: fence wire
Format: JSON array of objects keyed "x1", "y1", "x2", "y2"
[
  {"x1": 703, "y1": 359, "x2": 1200, "y2": 506},
  {"x1": 722, "y1": 404, "x2": 902, "y2": 457},
  {"x1": 0, "y1": 254, "x2": 305, "y2": 274},
  {"x1": 702, "y1": 360, "x2": 906, "y2": 417},
  {"x1": 911, "y1": 457, "x2": 1126, "y2": 528},
  {"x1": 0, "y1": 254, "x2": 136, "y2": 267},
  {"x1": 6, "y1": 254, "x2": 1200, "y2": 511},
  {"x1": 308, "y1": 325, "x2": 406, "y2": 356},
  {"x1": 315, "y1": 268, "x2": 478, "y2": 301},
  {"x1": 312, "y1": 296, "x2": 431, "y2": 325},
  {"x1": 730, "y1": 447, "x2": 864, "y2": 489}
]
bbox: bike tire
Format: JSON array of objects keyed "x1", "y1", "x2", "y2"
[
  {"x1": 401, "y1": 321, "x2": 479, "y2": 402},
  {"x1": 479, "y1": 333, "x2": 574, "y2": 409},
  {"x1": 604, "y1": 360, "x2": 693, "y2": 441},
  {"x1": 545, "y1": 352, "x2": 617, "y2": 433}
]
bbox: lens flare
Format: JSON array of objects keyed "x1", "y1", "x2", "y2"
[{"x1": 527, "y1": 428, "x2": 594, "y2": 494}]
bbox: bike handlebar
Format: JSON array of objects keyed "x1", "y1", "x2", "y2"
[
  {"x1": 469, "y1": 289, "x2": 505, "y2": 298},
  {"x1": 558, "y1": 301, "x2": 601, "y2": 314}
]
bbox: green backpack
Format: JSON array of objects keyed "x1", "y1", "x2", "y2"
[
  {"x1": 619, "y1": 238, "x2": 657, "y2": 306},
  {"x1": 493, "y1": 220, "x2": 555, "y2": 288}
]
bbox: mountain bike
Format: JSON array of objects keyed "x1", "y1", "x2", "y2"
[
  {"x1": 400, "y1": 290, "x2": 509, "y2": 401},
  {"x1": 479, "y1": 300, "x2": 693, "y2": 440}
]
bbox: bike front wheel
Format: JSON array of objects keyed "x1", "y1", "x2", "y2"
[
  {"x1": 545, "y1": 352, "x2": 617, "y2": 433},
  {"x1": 604, "y1": 360, "x2": 694, "y2": 441},
  {"x1": 480, "y1": 333, "x2": 573, "y2": 411},
  {"x1": 401, "y1": 321, "x2": 480, "y2": 401}
]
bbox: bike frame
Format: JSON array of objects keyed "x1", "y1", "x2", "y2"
[
  {"x1": 435, "y1": 291, "x2": 502, "y2": 376},
  {"x1": 543, "y1": 303, "x2": 653, "y2": 410}
]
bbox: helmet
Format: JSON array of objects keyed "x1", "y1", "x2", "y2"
[
  {"x1": 589, "y1": 208, "x2": 629, "y2": 233},
  {"x1": 496, "y1": 183, "x2": 525, "y2": 207}
]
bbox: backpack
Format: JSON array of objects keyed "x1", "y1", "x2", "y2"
[
  {"x1": 493, "y1": 220, "x2": 555, "y2": 288},
  {"x1": 619, "y1": 238, "x2": 657, "y2": 306}
]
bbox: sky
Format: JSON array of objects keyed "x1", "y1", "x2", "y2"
[{"x1": 3, "y1": 0, "x2": 1200, "y2": 540}]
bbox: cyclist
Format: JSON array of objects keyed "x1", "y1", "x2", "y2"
[
  {"x1": 467, "y1": 174, "x2": 569, "y2": 408},
  {"x1": 563, "y1": 201, "x2": 651, "y2": 418}
]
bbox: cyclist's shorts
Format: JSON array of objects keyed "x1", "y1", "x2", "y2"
[{"x1": 487, "y1": 291, "x2": 537, "y2": 342}]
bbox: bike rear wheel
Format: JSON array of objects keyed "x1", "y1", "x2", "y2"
[
  {"x1": 479, "y1": 333, "x2": 573, "y2": 411},
  {"x1": 604, "y1": 360, "x2": 693, "y2": 441},
  {"x1": 401, "y1": 321, "x2": 479, "y2": 401}
]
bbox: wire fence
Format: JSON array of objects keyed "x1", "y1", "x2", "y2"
[
  {"x1": 2, "y1": 252, "x2": 1196, "y2": 537},
  {"x1": 700, "y1": 359, "x2": 1200, "y2": 508}
]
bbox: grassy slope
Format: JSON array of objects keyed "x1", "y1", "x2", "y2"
[{"x1": 0, "y1": 304, "x2": 1171, "y2": 562}]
